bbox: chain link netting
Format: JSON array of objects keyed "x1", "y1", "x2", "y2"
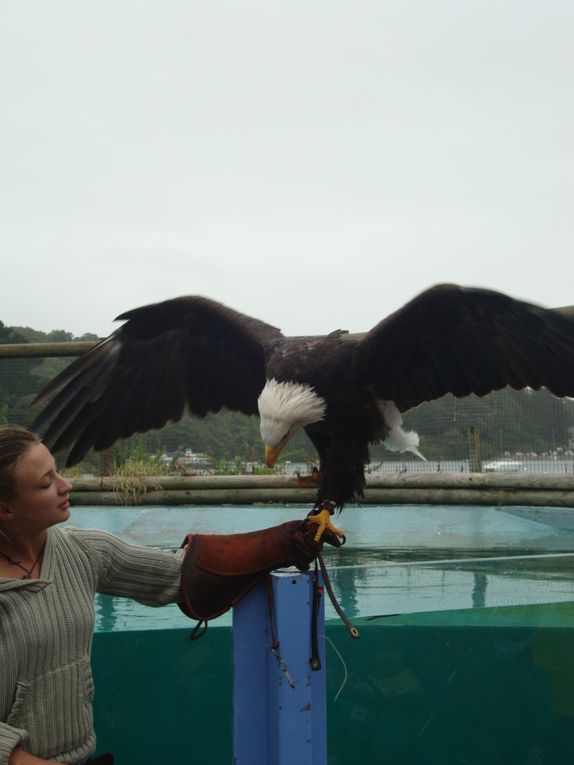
[{"x1": 1, "y1": 351, "x2": 573, "y2": 477}]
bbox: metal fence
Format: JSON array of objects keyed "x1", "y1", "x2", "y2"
[{"x1": 1, "y1": 342, "x2": 574, "y2": 478}]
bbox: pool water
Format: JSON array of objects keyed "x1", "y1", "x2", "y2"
[{"x1": 63, "y1": 504, "x2": 574, "y2": 632}]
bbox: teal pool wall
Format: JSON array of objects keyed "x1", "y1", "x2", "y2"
[{"x1": 92, "y1": 603, "x2": 574, "y2": 765}]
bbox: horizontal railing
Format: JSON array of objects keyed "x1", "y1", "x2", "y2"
[
  {"x1": 69, "y1": 472, "x2": 574, "y2": 507},
  {"x1": 2, "y1": 301, "x2": 574, "y2": 359}
]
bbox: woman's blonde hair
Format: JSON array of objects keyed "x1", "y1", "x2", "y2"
[{"x1": 0, "y1": 426, "x2": 41, "y2": 501}]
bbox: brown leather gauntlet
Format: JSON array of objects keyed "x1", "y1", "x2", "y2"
[{"x1": 178, "y1": 520, "x2": 340, "y2": 622}]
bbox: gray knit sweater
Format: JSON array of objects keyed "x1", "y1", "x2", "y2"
[{"x1": 0, "y1": 526, "x2": 184, "y2": 764}]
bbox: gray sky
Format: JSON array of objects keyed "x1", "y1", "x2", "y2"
[{"x1": 1, "y1": 1, "x2": 573, "y2": 339}]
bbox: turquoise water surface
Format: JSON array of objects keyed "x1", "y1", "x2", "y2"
[{"x1": 63, "y1": 503, "x2": 574, "y2": 632}]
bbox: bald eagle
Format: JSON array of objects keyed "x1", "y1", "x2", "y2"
[{"x1": 33, "y1": 284, "x2": 574, "y2": 540}]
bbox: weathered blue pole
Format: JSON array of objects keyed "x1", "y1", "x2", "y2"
[{"x1": 233, "y1": 570, "x2": 327, "y2": 765}]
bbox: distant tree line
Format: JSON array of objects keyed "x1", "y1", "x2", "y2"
[
  {"x1": 0, "y1": 321, "x2": 99, "y2": 433},
  {"x1": 1, "y1": 320, "x2": 573, "y2": 473}
]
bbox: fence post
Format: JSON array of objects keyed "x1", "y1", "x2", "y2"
[
  {"x1": 232, "y1": 570, "x2": 327, "y2": 765},
  {"x1": 468, "y1": 425, "x2": 483, "y2": 472}
]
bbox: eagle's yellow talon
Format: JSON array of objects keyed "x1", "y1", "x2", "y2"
[{"x1": 307, "y1": 508, "x2": 345, "y2": 543}]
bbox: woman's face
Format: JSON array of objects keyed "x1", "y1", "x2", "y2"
[{"x1": 5, "y1": 442, "x2": 72, "y2": 533}]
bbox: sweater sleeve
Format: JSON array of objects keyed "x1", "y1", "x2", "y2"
[
  {"x1": 0, "y1": 722, "x2": 27, "y2": 765},
  {"x1": 68, "y1": 528, "x2": 184, "y2": 606}
]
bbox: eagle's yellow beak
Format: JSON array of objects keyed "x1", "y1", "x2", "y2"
[{"x1": 265, "y1": 445, "x2": 279, "y2": 468}]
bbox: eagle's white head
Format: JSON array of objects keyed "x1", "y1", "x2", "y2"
[{"x1": 258, "y1": 379, "x2": 326, "y2": 467}]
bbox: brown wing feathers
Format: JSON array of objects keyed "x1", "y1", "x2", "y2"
[
  {"x1": 32, "y1": 297, "x2": 283, "y2": 465},
  {"x1": 359, "y1": 284, "x2": 574, "y2": 411}
]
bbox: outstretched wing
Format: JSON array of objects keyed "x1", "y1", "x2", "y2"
[
  {"x1": 33, "y1": 296, "x2": 284, "y2": 465},
  {"x1": 357, "y1": 284, "x2": 574, "y2": 412}
]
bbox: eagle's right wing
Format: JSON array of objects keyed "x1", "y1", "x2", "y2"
[{"x1": 33, "y1": 296, "x2": 284, "y2": 465}]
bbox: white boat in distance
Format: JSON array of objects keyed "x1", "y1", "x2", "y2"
[{"x1": 483, "y1": 459, "x2": 525, "y2": 473}]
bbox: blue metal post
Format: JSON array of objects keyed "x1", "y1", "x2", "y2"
[{"x1": 233, "y1": 570, "x2": 326, "y2": 765}]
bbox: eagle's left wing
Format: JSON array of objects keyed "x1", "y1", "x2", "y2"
[{"x1": 356, "y1": 284, "x2": 574, "y2": 412}]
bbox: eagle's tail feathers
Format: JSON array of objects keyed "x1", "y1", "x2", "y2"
[
  {"x1": 383, "y1": 426, "x2": 426, "y2": 461},
  {"x1": 380, "y1": 400, "x2": 426, "y2": 461}
]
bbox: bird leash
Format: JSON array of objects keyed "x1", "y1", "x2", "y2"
[
  {"x1": 315, "y1": 554, "x2": 360, "y2": 642},
  {"x1": 266, "y1": 555, "x2": 360, "y2": 687},
  {"x1": 267, "y1": 577, "x2": 296, "y2": 688}
]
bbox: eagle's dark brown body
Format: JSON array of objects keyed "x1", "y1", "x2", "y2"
[{"x1": 33, "y1": 284, "x2": 574, "y2": 508}]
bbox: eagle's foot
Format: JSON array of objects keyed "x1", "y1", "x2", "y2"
[
  {"x1": 307, "y1": 501, "x2": 345, "y2": 544},
  {"x1": 294, "y1": 468, "x2": 323, "y2": 488}
]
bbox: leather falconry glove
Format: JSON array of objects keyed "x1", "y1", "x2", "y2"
[{"x1": 178, "y1": 519, "x2": 341, "y2": 623}]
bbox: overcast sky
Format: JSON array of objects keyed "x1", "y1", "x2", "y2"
[{"x1": 1, "y1": 1, "x2": 573, "y2": 339}]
